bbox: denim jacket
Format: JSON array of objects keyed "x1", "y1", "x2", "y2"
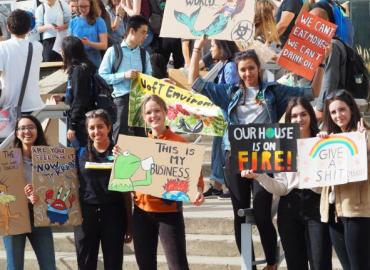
[{"x1": 192, "y1": 78, "x2": 314, "y2": 150}]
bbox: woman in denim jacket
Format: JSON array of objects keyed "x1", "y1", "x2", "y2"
[{"x1": 189, "y1": 40, "x2": 328, "y2": 270}]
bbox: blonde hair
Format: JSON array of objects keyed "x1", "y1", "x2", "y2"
[{"x1": 254, "y1": 0, "x2": 280, "y2": 45}]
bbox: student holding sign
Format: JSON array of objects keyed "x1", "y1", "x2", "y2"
[
  {"x1": 75, "y1": 109, "x2": 132, "y2": 270},
  {"x1": 114, "y1": 95, "x2": 204, "y2": 270},
  {"x1": 241, "y1": 97, "x2": 332, "y2": 270},
  {"x1": 189, "y1": 41, "x2": 329, "y2": 270},
  {"x1": 3, "y1": 115, "x2": 56, "y2": 270},
  {"x1": 319, "y1": 90, "x2": 370, "y2": 270},
  {"x1": 189, "y1": 39, "x2": 240, "y2": 198}
]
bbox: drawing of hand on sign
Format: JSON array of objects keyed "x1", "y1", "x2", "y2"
[{"x1": 110, "y1": 151, "x2": 153, "y2": 192}]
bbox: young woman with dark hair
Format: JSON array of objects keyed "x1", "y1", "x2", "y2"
[
  {"x1": 242, "y1": 97, "x2": 332, "y2": 270},
  {"x1": 68, "y1": 0, "x2": 108, "y2": 67},
  {"x1": 3, "y1": 115, "x2": 56, "y2": 270},
  {"x1": 54, "y1": 36, "x2": 96, "y2": 148},
  {"x1": 75, "y1": 109, "x2": 132, "y2": 270},
  {"x1": 189, "y1": 43, "x2": 329, "y2": 270},
  {"x1": 189, "y1": 39, "x2": 240, "y2": 198},
  {"x1": 320, "y1": 89, "x2": 370, "y2": 270}
]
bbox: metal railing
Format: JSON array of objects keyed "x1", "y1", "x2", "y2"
[{"x1": 0, "y1": 104, "x2": 69, "y2": 150}]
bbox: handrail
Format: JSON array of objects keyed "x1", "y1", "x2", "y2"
[{"x1": 0, "y1": 104, "x2": 69, "y2": 150}]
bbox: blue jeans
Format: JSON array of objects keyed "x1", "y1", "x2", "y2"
[
  {"x1": 210, "y1": 136, "x2": 225, "y2": 184},
  {"x1": 3, "y1": 226, "x2": 56, "y2": 270}
]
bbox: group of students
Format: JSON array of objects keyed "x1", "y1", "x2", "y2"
[{"x1": 3, "y1": 96, "x2": 204, "y2": 270}]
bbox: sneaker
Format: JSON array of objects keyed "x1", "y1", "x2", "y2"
[
  {"x1": 203, "y1": 185, "x2": 223, "y2": 198},
  {"x1": 218, "y1": 191, "x2": 231, "y2": 200}
]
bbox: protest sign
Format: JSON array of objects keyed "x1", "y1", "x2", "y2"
[
  {"x1": 160, "y1": 0, "x2": 255, "y2": 41},
  {"x1": 277, "y1": 12, "x2": 337, "y2": 80},
  {"x1": 298, "y1": 132, "x2": 367, "y2": 189},
  {"x1": 0, "y1": 149, "x2": 31, "y2": 236},
  {"x1": 32, "y1": 146, "x2": 82, "y2": 227},
  {"x1": 229, "y1": 124, "x2": 299, "y2": 174},
  {"x1": 109, "y1": 135, "x2": 205, "y2": 203},
  {"x1": 129, "y1": 73, "x2": 226, "y2": 137}
]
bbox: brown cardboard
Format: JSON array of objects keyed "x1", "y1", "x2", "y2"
[{"x1": 32, "y1": 146, "x2": 82, "y2": 227}]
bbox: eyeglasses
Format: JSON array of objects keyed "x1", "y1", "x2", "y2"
[
  {"x1": 325, "y1": 89, "x2": 349, "y2": 100},
  {"x1": 85, "y1": 109, "x2": 107, "y2": 117},
  {"x1": 78, "y1": 5, "x2": 90, "y2": 9},
  {"x1": 17, "y1": 125, "x2": 36, "y2": 132}
]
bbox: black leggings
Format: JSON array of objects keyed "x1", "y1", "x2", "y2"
[
  {"x1": 229, "y1": 173, "x2": 277, "y2": 265},
  {"x1": 133, "y1": 206, "x2": 189, "y2": 270},
  {"x1": 329, "y1": 205, "x2": 370, "y2": 270},
  {"x1": 277, "y1": 189, "x2": 332, "y2": 270}
]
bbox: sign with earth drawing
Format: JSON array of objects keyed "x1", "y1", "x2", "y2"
[
  {"x1": 229, "y1": 123, "x2": 299, "y2": 174},
  {"x1": 128, "y1": 73, "x2": 226, "y2": 137},
  {"x1": 109, "y1": 135, "x2": 205, "y2": 203},
  {"x1": 160, "y1": 0, "x2": 255, "y2": 41}
]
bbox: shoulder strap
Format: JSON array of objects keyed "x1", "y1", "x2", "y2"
[
  {"x1": 140, "y1": 48, "x2": 146, "y2": 74},
  {"x1": 17, "y1": 43, "x2": 33, "y2": 115},
  {"x1": 112, "y1": 43, "x2": 123, "y2": 74}
]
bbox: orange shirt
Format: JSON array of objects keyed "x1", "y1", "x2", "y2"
[{"x1": 134, "y1": 128, "x2": 204, "y2": 213}]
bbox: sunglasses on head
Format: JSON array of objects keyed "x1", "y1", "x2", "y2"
[
  {"x1": 85, "y1": 109, "x2": 107, "y2": 117},
  {"x1": 325, "y1": 89, "x2": 349, "y2": 100},
  {"x1": 235, "y1": 49, "x2": 258, "y2": 59}
]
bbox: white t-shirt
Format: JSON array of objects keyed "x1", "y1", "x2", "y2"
[
  {"x1": 35, "y1": 0, "x2": 71, "y2": 40},
  {"x1": 236, "y1": 87, "x2": 270, "y2": 124},
  {"x1": 0, "y1": 38, "x2": 45, "y2": 112}
]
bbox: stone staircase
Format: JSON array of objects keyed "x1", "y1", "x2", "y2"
[{"x1": 0, "y1": 135, "x2": 344, "y2": 270}]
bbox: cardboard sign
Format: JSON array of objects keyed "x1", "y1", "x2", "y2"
[
  {"x1": 32, "y1": 146, "x2": 82, "y2": 227},
  {"x1": 0, "y1": 149, "x2": 31, "y2": 236},
  {"x1": 298, "y1": 132, "x2": 368, "y2": 189},
  {"x1": 128, "y1": 73, "x2": 226, "y2": 137},
  {"x1": 109, "y1": 135, "x2": 205, "y2": 203},
  {"x1": 229, "y1": 124, "x2": 299, "y2": 173},
  {"x1": 160, "y1": 0, "x2": 255, "y2": 41},
  {"x1": 277, "y1": 12, "x2": 337, "y2": 80}
]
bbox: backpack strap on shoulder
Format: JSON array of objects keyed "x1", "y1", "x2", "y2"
[
  {"x1": 140, "y1": 48, "x2": 146, "y2": 74},
  {"x1": 112, "y1": 43, "x2": 123, "y2": 74}
]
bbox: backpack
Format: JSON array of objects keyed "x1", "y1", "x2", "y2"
[
  {"x1": 330, "y1": 0, "x2": 354, "y2": 47},
  {"x1": 337, "y1": 38, "x2": 370, "y2": 99},
  {"x1": 92, "y1": 44, "x2": 147, "y2": 123},
  {"x1": 148, "y1": 0, "x2": 166, "y2": 35}
]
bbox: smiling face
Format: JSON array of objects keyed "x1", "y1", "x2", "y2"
[
  {"x1": 87, "y1": 117, "x2": 111, "y2": 145},
  {"x1": 143, "y1": 100, "x2": 166, "y2": 132},
  {"x1": 328, "y1": 100, "x2": 352, "y2": 131},
  {"x1": 290, "y1": 105, "x2": 311, "y2": 137},
  {"x1": 237, "y1": 58, "x2": 260, "y2": 87},
  {"x1": 16, "y1": 118, "x2": 38, "y2": 147}
]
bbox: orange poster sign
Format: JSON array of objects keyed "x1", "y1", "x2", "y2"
[{"x1": 277, "y1": 12, "x2": 337, "y2": 80}]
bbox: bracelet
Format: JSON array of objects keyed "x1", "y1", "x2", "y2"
[{"x1": 193, "y1": 48, "x2": 201, "y2": 53}]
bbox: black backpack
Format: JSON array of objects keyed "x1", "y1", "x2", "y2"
[
  {"x1": 92, "y1": 44, "x2": 147, "y2": 123},
  {"x1": 337, "y1": 38, "x2": 370, "y2": 99}
]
